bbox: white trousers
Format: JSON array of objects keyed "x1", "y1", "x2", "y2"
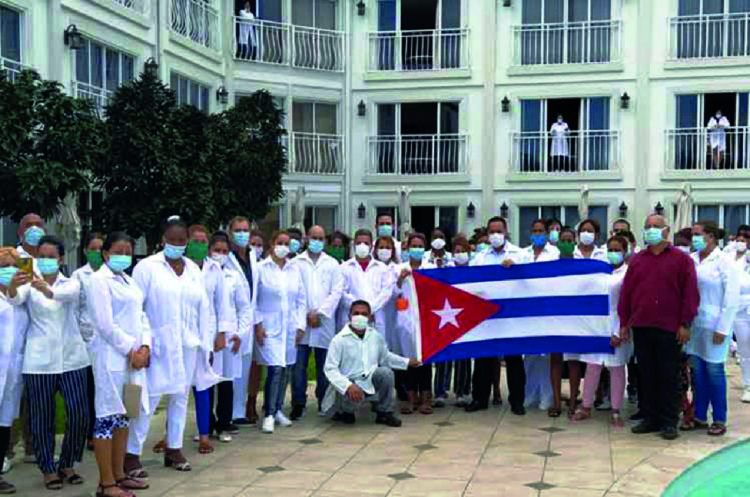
[
  {"x1": 735, "y1": 315, "x2": 750, "y2": 387},
  {"x1": 127, "y1": 392, "x2": 188, "y2": 454},
  {"x1": 232, "y1": 355, "x2": 253, "y2": 420}
]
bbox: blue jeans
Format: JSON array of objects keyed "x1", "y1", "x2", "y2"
[
  {"x1": 691, "y1": 355, "x2": 727, "y2": 424},
  {"x1": 263, "y1": 366, "x2": 287, "y2": 417},
  {"x1": 292, "y1": 345, "x2": 329, "y2": 408},
  {"x1": 434, "y1": 361, "x2": 453, "y2": 398}
]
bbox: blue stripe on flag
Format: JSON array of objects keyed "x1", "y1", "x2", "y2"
[
  {"x1": 488, "y1": 295, "x2": 609, "y2": 319},
  {"x1": 416, "y1": 258, "x2": 611, "y2": 286},
  {"x1": 425, "y1": 336, "x2": 614, "y2": 364}
]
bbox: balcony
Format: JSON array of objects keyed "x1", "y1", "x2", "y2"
[
  {"x1": 669, "y1": 13, "x2": 750, "y2": 60},
  {"x1": 289, "y1": 132, "x2": 343, "y2": 175},
  {"x1": 233, "y1": 17, "x2": 344, "y2": 72},
  {"x1": 367, "y1": 28, "x2": 469, "y2": 72},
  {"x1": 111, "y1": 0, "x2": 149, "y2": 15},
  {"x1": 512, "y1": 20, "x2": 622, "y2": 66},
  {"x1": 511, "y1": 130, "x2": 619, "y2": 176},
  {"x1": 169, "y1": 0, "x2": 220, "y2": 51},
  {"x1": 367, "y1": 134, "x2": 467, "y2": 175},
  {"x1": 71, "y1": 81, "x2": 113, "y2": 117},
  {"x1": 665, "y1": 127, "x2": 750, "y2": 173},
  {"x1": 0, "y1": 56, "x2": 23, "y2": 82}
]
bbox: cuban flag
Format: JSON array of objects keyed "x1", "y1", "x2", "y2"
[{"x1": 411, "y1": 259, "x2": 613, "y2": 364}]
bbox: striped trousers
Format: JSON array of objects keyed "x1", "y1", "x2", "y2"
[{"x1": 23, "y1": 367, "x2": 91, "y2": 474}]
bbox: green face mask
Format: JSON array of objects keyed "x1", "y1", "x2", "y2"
[
  {"x1": 558, "y1": 241, "x2": 576, "y2": 257},
  {"x1": 86, "y1": 250, "x2": 103, "y2": 270},
  {"x1": 326, "y1": 246, "x2": 346, "y2": 262},
  {"x1": 186, "y1": 241, "x2": 209, "y2": 263}
]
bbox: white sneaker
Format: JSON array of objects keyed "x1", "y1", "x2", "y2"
[
  {"x1": 1, "y1": 456, "x2": 11, "y2": 474},
  {"x1": 275, "y1": 411, "x2": 293, "y2": 427},
  {"x1": 261, "y1": 415, "x2": 275, "y2": 433},
  {"x1": 219, "y1": 433, "x2": 232, "y2": 443},
  {"x1": 742, "y1": 388, "x2": 750, "y2": 403}
]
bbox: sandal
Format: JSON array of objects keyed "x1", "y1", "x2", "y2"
[
  {"x1": 97, "y1": 483, "x2": 132, "y2": 497},
  {"x1": 679, "y1": 418, "x2": 695, "y2": 431},
  {"x1": 117, "y1": 477, "x2": 149, "y2": 490},
  {"x1": 152, "y1": 439, "x2": 166, "y2": 454},
  {"x1": 123, "y1": 453, "x2": 147, "y2": 479},
  {"x1": 547, "y1": 407, "x2": 562, "y2": 418},
  {"x1": 58, "y1": 469, "x2": 84, "y2": 485},
  {"x1": 164, "y1": 449, "x2": 192, "y2": 471},
  {"x1": 44, "y1": 475, "x2": 64, "y2": 490},
  {"x1": 198, "y1": 440, "x2": 214, "y2": 454},
  {"x1": 611, "y1": 412, "x2": 624, "y2": 428},
  {"x1": 419, "y1": 395, "x2": 434, "y2": 415},
  {"x1": 571, "y1": 408, "x2": 592, "y2": 421},
  {"x1": 400, "y1": 401, "x2": 414, "y2": 415},
  {"x1": 707, "y1": 423, "x2": 727, "y2": 436}
]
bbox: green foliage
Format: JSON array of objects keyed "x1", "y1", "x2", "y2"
[{"x1": 0, "y1": 69, "x2": 103, "y2": 221}]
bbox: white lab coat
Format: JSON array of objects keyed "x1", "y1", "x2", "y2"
[
  {"x1": 254, "y1": 258, "x2": 307, "y2": 367},
  {"x1": 707, "y1": 116, "x2": 730, "y2": 151},
  {"x1": 687, "y1": 248, "x2": 740, "y2": 363},
  {"x1": 225, "y1": 250, "x2": 259, "y2": 355},
  {"x1": 0, "y1": 294, "x2": 26, "y2": 425},
  {"x1": 583, "y1": 264, "x2": 633, "y2": 367},
  {"x1": 524, "y1": 243, "x2": 560, "y2": 262},
  {"x1": 574, "y1": 245, "x2": 608, "y2": 262},
  {"x1": 10, "y1": 274, "x2": 89, "y2": 374},
  {"x1": 239, "y1": 9, "x2": 257, "y2": 47},
  {"x1": 340, "y1": 258, "x2": 394, "y2": 337},
  {"x1": 550, "y1": 121, "x2": 570, "y2": 157},
  {"x1": 132, "y1": 253, "x2": 221, "y2": 397},
  {"x1": 394, "y1": 261, "x2": 436, "y2": 357},
  {"x1": 72, "y1": 263, "x2": 97, "y2": 347},
  {"x1": 383, "y1": 262, "x2": 401, "y2": 353},
  {"x1": 87, "y1": 264, "x2": 151, "y2": 418},
  {"x1": 213, "y1": 267, "x2": 253, "y2": 379},
  {"x1": 423, "y1": 250, "x2": 452, "y2": 267},
  {"x1": 199, "y1": 258, "x2": 233, "y2": 380},
  {"x1": 290, "y1": 251, "x2": 344, "y2": 350}
]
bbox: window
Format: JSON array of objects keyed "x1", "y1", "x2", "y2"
[
  {"x1": 518, "y1": 205, "x2": 608, "y2": 247},
  {"x1": 170, "y1": 72, "x2": 210, "y2": 112},
  {"x1": 691, "y1": 203, "x2": 750, "y2": 241},
  {"x1": 74, "y1": 39, "x2": 134, "y2": 114},
  {"x1": 0, "y1": 5, "x2": 22, "y2": 80},
  {"x1": 304, "y1": 206, "x2": 337, "y2": 234},
  {"x1": 673, "y1": 0, "x2": 750, "y2": 59},
  {"x1": 410, "y1": 206, "x2": 458, "y2": 245},
  {"x1": 290, "y1": 101, "x2": 340, "y2": 174}
]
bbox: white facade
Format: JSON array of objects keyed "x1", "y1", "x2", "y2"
[{"x1": 2, "y1": 0, "x2": 750, "y2": 249}]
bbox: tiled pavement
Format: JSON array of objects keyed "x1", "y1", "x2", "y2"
[{"x1": 7, "y1": 361, "x2": 750, "y2": 497}]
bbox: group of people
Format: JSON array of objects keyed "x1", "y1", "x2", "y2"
[{"x1": 0, "y1": 209, "x2": 748, "y2": 496}]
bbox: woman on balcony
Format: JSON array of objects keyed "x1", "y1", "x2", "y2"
[{"x1": 707, "y1": 111, "x2": 730, "y2": 169}]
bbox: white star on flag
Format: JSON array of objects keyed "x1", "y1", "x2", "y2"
[{"x1": 432, "y1": 298, "x2": 464, "y2": 330}]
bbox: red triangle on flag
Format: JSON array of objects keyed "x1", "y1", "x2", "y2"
[{"x1": 413, "y1": 271, "x2": 500, "y2": 362}]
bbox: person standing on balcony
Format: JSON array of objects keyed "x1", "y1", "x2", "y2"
[
  {"x1": 550, "y1": 115, "x2": 570, "y2": 173},
  {"x1": 238, "y1": 1, "x2": 257, "y2": 60},
  {"x1": 707, "y1": 110, "x2": 730, "y2": 169}
]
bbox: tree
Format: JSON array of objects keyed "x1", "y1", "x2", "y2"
[{"x1": 0, "y1": 69, "x2": 103, "y2": 221}]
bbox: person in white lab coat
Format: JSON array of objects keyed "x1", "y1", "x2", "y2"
[
  {"x1": 289, "y1": 226, "x2": 344, "y2": 419},
  {"x1": 87, "y1": 232, "x2": 151, "y2": 496},
  {"x1": 707, "y1": 110, "x2": 730, "y2": 168},
  {"x1": 238, "y1": 1, "x2": 258, "y2": 60},
  {"x1": 734, "y1": 247, "x2": 750, "y2": 403},
  {"x1": 255, "y1": 231, "x2": 307, "y2": 434},
  {"x1": 550, "y1": 115, "x2": 570, "y2": 171},
  {"x1": 423, "y1": 228, "x2": 452, "y2": 267},
  {"x1": 15, "y1": 213, "x2": 45, "y2": 260},
  {"x1": 125, "y1": 217, "x2": 218, "y2": 475},
  {"x1": 8, "y1": 235, "x2": 91, "y2": 489},
  {"x1": 687, "y1": 221, "x2": 740, "y2": 436},
  {"x1": 340, "y1": 229, "x2": 394, "y2": 337},
  {"x1": 376, "y1": 214, "x2": 402, "y2": 261}
]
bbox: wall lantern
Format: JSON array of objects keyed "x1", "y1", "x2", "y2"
[
  {"x1": 467, "y1": 202, "x2": 476, "y2": 219},
  {"x1": 216, "y1": 86, "x2": 229, "y2": 105},
  {"x1": 357, "y1": 1, "x2": 365, "y2": 16},
  {"x1": 654, "y1": 201, "x2": 664, "y2": 216},
  {"x1": 357, "y1": 100, "x2": 366, "y2": 117},
  {"x1": 619, "y1": 201, "x2": 628, "y2": 218},
  {"x1": 144, "y1": 57, "x2": 158, "y2": 76},
  {"x1": 500, "y1": 202, "x2": 509, "y2": 219},
  {"x1": 357, "y1": 203, "x2": 366, "y2": 219},
  {"x1": 501, "y1": 96, "x2": 511, "y2": 113},
  {"x1": 503, "y1": 0, "x2": 511, "y2": 6},
  {"x1": 620, "y1": 92, "x2": 631, "y2": 110},
  {"x1": 64, "y1": 25, "x2": 84, "y2": 50}
]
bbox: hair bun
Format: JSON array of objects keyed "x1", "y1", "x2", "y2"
[{"x1": 167, "y1": 215, "x2": 181, "y2": 222}]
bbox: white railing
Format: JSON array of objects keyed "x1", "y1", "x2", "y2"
[
  {"x1": 367, "y1": 134, "x2": 467, "y2": 175},
  {"x1": 112, "y1": 0, "x2": 149, "y2": 15},
  {"x1": 289, "y1": 132, "x2": 343, "y2": 175},
  {"x1": 513, "y1": 20, "x2": 622, "y2": 66},
  {"x1": 72, "y1": 81, "x2": 113, "y2": 117},
  {"x1": 666, "y1": 127, "x2": 750, "y2": 172},
  {"x1": 511, "y1": 130, "x2": 619, "y2": 174},
  {"x1": 669, "y1": 13, "x2": 750, "y2": 60},
  {"x1": 233, "y1": 17, "x2": 344, "y2": 72},
  {"x1": 170, "y1": 0, "x2": 220, "y2": 51},
  {"x1": 0, "y1": 56, "x2": 24, "y2": 82},
  {"x1": 367, "y1": 28, "x2": 469, "y2": 72}
]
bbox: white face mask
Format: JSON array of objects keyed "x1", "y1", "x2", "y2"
[
  {"x1": 580, "y1": 232, "x2": 596, "y2": 246},
  {"x1": 253, "y1": 245, "x2": 264, "y2": 261},
  {"x1": 355, "y1": 243, "x2": 371, "y2": 259},
  {"x1": 677, "y1": 246, "x2": 691, "y2": 254},
  {"x1": 376, "y1": 249, "x2": 392, "y2": 262},
  {"x1": 736, "y1": 242, "x2": 747, "y2": 253},
  {"x1": 351, "y1": 315, "x2": 369, "y2": 331},
  {"x1": 489, "y1": 233, "x2": 505, "y2": 249},
  {"x1": 431, "y1": 238, "x2": 446, "y2": 250},
  {"x1": 274, "y1": 245, "x2": 290, "y2": 259},
  {"x1": 453, "y1": 252, "x2": 469, "y2": 265},
  {"x1": 210, "y1": 253, "x2": 227, "y2": 267}
]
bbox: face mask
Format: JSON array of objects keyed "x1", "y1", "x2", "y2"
[
  {"x1": 107, "y1": 255, "x2": 132, "y2": 273},
  {"x1": 454, "y1": 252, "x2": 469, "y2": 265},
  {"x1": 210, "y1": 253, "x2": 228, "y2": 267},
  {"x1": 185, "y1": 241, "x2": 208, "y2": 263},
  {"x1": 737, "y1": 242, "x2": 747, "y2": 253},
  {"x1": 308, "y1": 239, "x2": 324, "y2": 254},
  {"x1": 558, "y1": 241, "x2": 576, "y2": 257},
  {"x1": 409, "y1": 247, "x2": 425, "y2": 261},
  {"x1": 692, "y1": 235, "x2": 707, "y2": 252},
  {"x1": 253, "y1": 246, "x2": 264, "y2": 261},
  {"x1": 289, "y1": 239, "x2": 301, "y2": 254},
  {"x1": 676, "y1": 246, "x2": 691, "y2": 254},
  {"x1": 607, "y1": 251, "x2": 624, "y2": 266},
  {"x1": 86, "y1": 250, "x2": 103, "y2": 270},
  {"x1": 355, "y1": 243, "x2": 371, "y2": 259},
  {"x1": 0, "y1": 267, "x2": 18, "y2": 287},
  {"x1": 580, "y1": 232, "x2": 596, "y2": 246},
  {"x1": 23, "y1": 226, "x2": 45, "y2": 247},
  {"x1": 37, "y1": 258, "x2": 59, "y2": 275},
  {"x1": 477, "y1": 243, "x2": 490, "y2": 252},
  {"x1": 549, "y1": 230, "x2": 560, "y2": 243},
  {"x1": 643, "y1": 228, "x2": 664, "y2": 246},
  {"x1": 163, "y1": 243, "x2": 186, "y2": 260},
  {"x1": 377, "y1": 249, "x2": 392, "y2": 262},
  {"x1": 326, "y1": 246, "x2": 345, "y2": 262},
  {"x1": 232, "y1": 231, "x2": 250, "y2": 248},
  {"x1": 431, "y1": 238, "x2": 446, "y2": 250},
  {"x1": 400, "y1": 250, "x2": 410, "y2": 263},
  {"x1": 274, "y1": 245, "x2": 290, "y2": 259},
  {"x1": 377, "y1": 225, "x2": 393, "y2": 238},
  {"x1": 351, "y1": 314, "x2": 369, "y2": 331},
  {"x1": 489, "y1": 233, "x2": 505, "y2": 248},
  {"x1": 530, "y1": 234, "x2": 546, "y2": 247}
]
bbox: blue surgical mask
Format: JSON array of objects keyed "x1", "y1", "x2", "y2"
[
  {"x1": 289, "y1": 239, "x2": 301, "y2": 254},
  {"x1": 0, "y1": 267, "x2": 18, "y2": 286},
  {"x1": 643, "y1": 228, "x2": 664, "y2": 246},
  {"x1": 378, "y1": 225, "x2": 393, "y2": 238},
  {"x1": 530, "y1": 234, "x2": 546, "y2": 247},
  {"x1": 24, "y1": 226, "x2": 45, "y2": 246},
  {"x1": 107, "y1": 255, "x2": 132, "y2": 273},
  {"x1": 163, "y1": 243, "x2": 186, "y2": 260},
  {"x1": 607, "y1": 251, "x2": 624, "y2": 266},
  {"x1": 549, "y1": 230, "x2": 560, "y2": 243},
  {"x1": 308, "y1": 239, "x2": 324, "y2": 254},
  {"x1": 400, "y1": 250, "x2": 410, "y2": 263},
  {"x1": 477, "y1": 243, "x2": 490, "y2": 252},
  {"x1": 233, "y1": 231, "x2": 250, "y2": 248},
  {"x1": 37, "y1": 258, "x2": 59, "y2": 275},
  {"x1": 692, "y1": 235, "x2": 707, "y2": 252},
  {"x1": 409, "y1": 248, "x2": 425, "y2": 261}
]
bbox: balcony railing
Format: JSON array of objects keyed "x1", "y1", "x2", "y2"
[
  {"x1": 367, "y1": 28, "x2": 469, "y2": 72},
  {"x1": 666, "y1": 127, "x2": 750, "y2": 172},
  {"x1": 513, "y1": 20, "x2": 622, "y2": 66},
  {"x1": 112, "y1": 0, "x2": 149, "y2": 15},
  {"x1": 170, "y1": 0, "x2": 220, "y2": 51},
  {"x1": 0, "y1": 56, "x2": 23, "y2": 82},
  {"x1": 289, "y1": 132, "x2": 343, "y2": 175},
  {"x1": 669, "y1": 13, "x2": 750, "y2": 60},
  {"x1": 511, "y1": 130, "x2": 619, "y2": 174},
  {"x1": 233, "y1": 17, "x2": 344, "y2": 72},
  {"x1": 367, "y1": 134, "x2": 467, "y2": 175},
  {"x1": 72, "y1": 81, "x2": 113, "y2": 117}
]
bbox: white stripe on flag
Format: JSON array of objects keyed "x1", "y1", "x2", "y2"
[
  {"x1": 451, "y1": 315, "x2": 611, "y2": 344},
  {"x1": 454, "y1": 274, "x2": 608, "y2": 301}
]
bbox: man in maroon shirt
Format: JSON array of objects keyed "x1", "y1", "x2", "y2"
[{"x1": 618, "y1": 214, "x2": 700, "y2": 440}]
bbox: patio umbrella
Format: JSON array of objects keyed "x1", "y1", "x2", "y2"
[
  {"x1": 399, "y1": 186, "x2": 412, "y2": 241},
  {"x1": 674, "y1": 182, "x2": 693, "y2": 230},
  {"x1": 292, "y1": 185, "x2": 306, "y2": 232},
  {"x1": 55, "y1": 193, "x2": 81, "y2": 271},
  {"x1": 578, "y1": 184, "x2": 590, "y2": 221}
]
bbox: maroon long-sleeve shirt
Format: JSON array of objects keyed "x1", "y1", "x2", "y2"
[{"x1": 618, "y1": 244, "x2": 700, "y2": 333}]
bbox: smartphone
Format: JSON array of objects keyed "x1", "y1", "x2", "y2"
[{"x1": 17, "y1": 257, "x2": 33, "y2": 276}]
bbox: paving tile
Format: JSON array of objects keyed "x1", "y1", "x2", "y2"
[
  {"x1": 387, "y1": 471, "x2": 416, "y2": 480},
  {"x1": 252, "y1": 469, "x2": 331, "y2": 490},
  {"x1": 237, "y1": 489, "x2": 312, "y2": 497},
  {"x1": 464, "y1": 481, "x2": 539, "y2": 497},
  {"x1": 533, "y1": 449, "x2": 561, "y2": 457},
  {"x1": 162, "y1": 482, "x2": 244, "y2": 497},
  {"x1": 257, "y1": 465, "x2": 285, "y2": 473},
  {"x1": 543, "y1": 469, "x2": 614, "y2": 490},
  {"x1": 299, "y1": 438, "x2": 324, "y2": 445},
  {"x1": 389, "y1": 477, "x2": 468, "y2": 496},
  {"x1": 525, "y1": 480, "x2": 557, "y2": 490},
  {"x1": 413, "y1": 443, "x2": 438, "y2": 451},
  {"x1": 320, "y1": 472, "x2": 395, "y2": 494}
]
